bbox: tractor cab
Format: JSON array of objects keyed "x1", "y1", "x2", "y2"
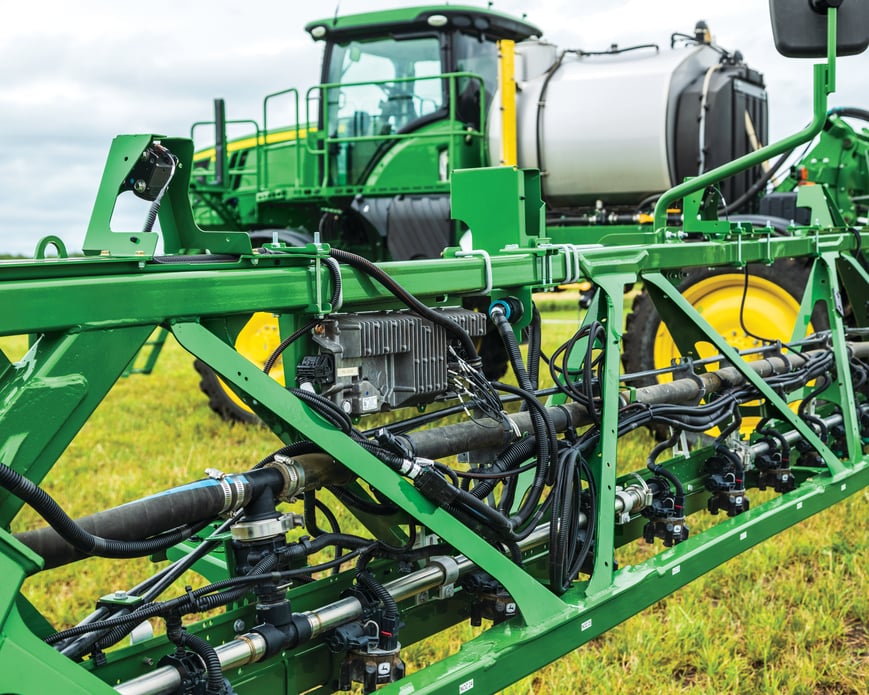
[
  {"x1": 304, "y1": 6, "x2": 539, "y2": 195},
  {"x1": 191, "y1": 6, "x2": 540, "y2": 259},
  {"x1": 308, "y1": 6, "x2": 539, "y2": 140}
]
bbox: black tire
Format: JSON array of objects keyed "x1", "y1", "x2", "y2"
[
  {"x1": 623, "y1": 258, "x2": 827, "y2": 440},
  {"x1": 623, "y1": 258, "x2": 826, "y2": 382},
  {"x1": 193, "y1": 359, "x2": 260, "y2": 425}
]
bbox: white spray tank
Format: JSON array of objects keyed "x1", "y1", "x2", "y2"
[{"x1": 488, "y1": 29, "x2": 768, "y2": 211}]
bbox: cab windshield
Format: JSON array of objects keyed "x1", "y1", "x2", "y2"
[{"x1": 325, "y1": 36, "x2": 443, "y2": 136}]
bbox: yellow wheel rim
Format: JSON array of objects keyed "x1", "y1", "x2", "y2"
[
  {"x1": 220, "y1": 312, "x2": 285, "y2": 415},
  {"x1": 652, "y1": 273, "x2": 812, "y2": 432}
]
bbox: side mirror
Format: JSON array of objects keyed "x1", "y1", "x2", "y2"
[{"x1": 769, "y1": 0, "x2": 869, "y2": 57}]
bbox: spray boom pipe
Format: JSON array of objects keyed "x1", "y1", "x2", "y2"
[{"x1": 653, "y1": 7, "x2": 838, "y2": 231}]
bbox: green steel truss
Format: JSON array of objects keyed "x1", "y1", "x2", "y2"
[{"x1": 1, "y1": 8, "x2": 868, "y2": 694}]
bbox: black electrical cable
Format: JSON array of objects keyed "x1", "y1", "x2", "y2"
[
  {"x1": 57, "y1": 512, "x2": 246, "y2": 658},
  {"x1": 46, "y1": 552, "x2": 282, "y2": 645},
  {"x1": 646, "y1": 433, "x2": 686, "y2": 500},
  {"x1": 262, "y1": 254, "x2": 344, "y2": 375},
  {"x1": 174, "y1": 631, "x2": 225, "y2": 695},
  {"x1": 457, "y1": 459, "x2": 538, "y2": 481},
  {"x1": 490, "y1": 306, "x2": 556, "y2": 502},
  {"x1": 535, "y1": 51, "x2": 567, "y2": 197},
  {"x1": 303, "y1": 491, "x2": 340, "y2": 538},
  {"x1": 491, "y1": 380, "x2": 558, "y2": 527},
  {"x1": 549, "y1": 445, "x2": 580, "y2": 593},
  {"x1": 329, "y1": 247, "x2": 480, "y2": 363},
  {"x1": 50, "y1": 538, "x2": 377, "y2": 649},
  {"x1": 829, "y1": 106, "x2": 869, "y2": 123},
  {"x1": 263, "y1": 321, "x2": 318, "y2": 375},
  {"x1": 738, "y1": 264, "x2": 778, "y2": 345},
  {"x1": 253, "y1": 440, "x2": 321, "y2": 469},
  {"x1": 289, "y1": 387, "x2": 354, "y2": 433},
  {"x1": 468, "y1": 437, "x2": 537, "y2": 511},
  {"x1": 142, "y1": 144, "x2": 178, "y2": 234},
  {"x1": 635, "y1": 192, "x2": 662, "y2": 214},
  {"x1": 355, "y1": 570, "x2": 398, "y2": 646},
  {"x1": 327, "y1": 485, "x2": 400, "y2": 516},
  {"x1": 758, "y1": 426, "x2": 791, "y2": 465},
  {"x1": 548, "y1": 443, "x2": 599, "y2": 594},
  {"x1": 548, "y1": 322, "x2": 606, "y2": 423},
  {"x1": 721, "y1": 147, "x2": 794, "y2": 215}
]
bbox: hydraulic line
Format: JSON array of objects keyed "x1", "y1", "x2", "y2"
[
  {"x1": 402, "y1": 342, "x2": 869, "y2": 461},
  {"x1": 14, "y1": 457, "x2": 347, "y2": 569},
  {"x1": 113, "y1": 381, "x2": 867, "y2": 695},
  {"x1": 1, "y1": 461, "x2": 226, "y2": 564}
]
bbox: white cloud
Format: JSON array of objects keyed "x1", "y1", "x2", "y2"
[{"x1": 0, "y1": 0, "x2": 866, "y2": 255}]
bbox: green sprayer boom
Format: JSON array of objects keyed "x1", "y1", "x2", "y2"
[{"x1": 0, "y1": 3, "x2": 868, "y2": 694}]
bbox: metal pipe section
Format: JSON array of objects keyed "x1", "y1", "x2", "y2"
[
  {"x1": 114, "y1": 632, "x2": 267, "y2": 695},
  {"x1": 113, "y1": 527, "x2": 551, "y2": 695},
  {"x1": 407, "y1": 342, "x2": 869, "y2": 460},
  {"x1": 747, "y1": 404, "x2": 869, "y2": 461},
  {"x1": 114, "y1": 343, "x2": 868, "y2": 694}
]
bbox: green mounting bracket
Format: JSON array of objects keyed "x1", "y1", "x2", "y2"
[{"x1": 83, "y1": 135, "x2": 253, "y2": 258}]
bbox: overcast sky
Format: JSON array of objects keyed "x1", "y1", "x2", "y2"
[{"x1": 1, "y1": 0, "x2": 866, "y2": 256}]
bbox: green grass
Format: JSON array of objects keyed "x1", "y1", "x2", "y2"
[{"x1": 3, "y1": 300, "x2": 867, "y2": 693}]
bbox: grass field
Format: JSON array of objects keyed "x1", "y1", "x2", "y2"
[{"x1": 4, "y1": 300, "x2": 868, "y2": 694}]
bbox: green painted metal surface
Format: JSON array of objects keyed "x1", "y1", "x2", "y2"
[{"x1": 1, "y1": 5, "x2": 868, "y2": 695}]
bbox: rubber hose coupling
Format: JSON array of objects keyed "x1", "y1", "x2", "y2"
[{"x1": 488, "y1": 297, "x2": 524, "y2": 323}]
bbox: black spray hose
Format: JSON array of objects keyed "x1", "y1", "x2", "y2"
[
  {"x1": 10, "y1": 463, "x2": 283, "y2": 568},
  {"x1": 329, "y1": 248, "x2": 480, "y2": 364}
]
